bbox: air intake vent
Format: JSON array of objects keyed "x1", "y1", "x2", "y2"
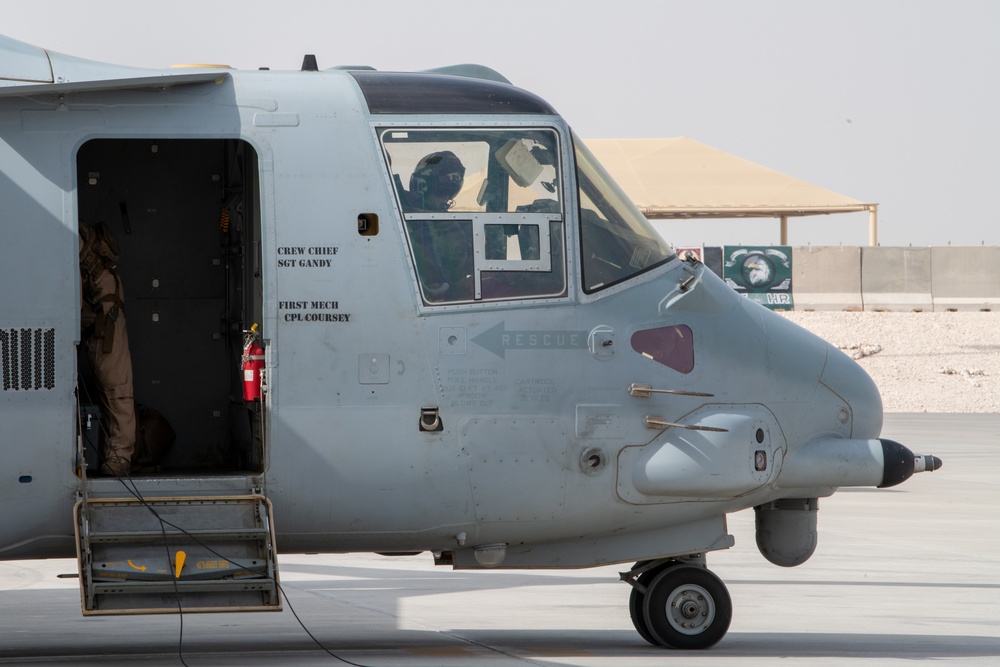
[{"x1": 1, "y1": 328, "x2": 55, "y2": 391}]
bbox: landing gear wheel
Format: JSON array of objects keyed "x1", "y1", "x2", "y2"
[
  {"x1": 628, "y1": 561, "x2": 673, "y2": 646},
  {"x1": 642, "y1": 565, "x2": 732, "y2": 650}
]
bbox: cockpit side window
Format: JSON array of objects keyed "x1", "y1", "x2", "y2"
[
  {"x1": 380, "y1": 128, "x2": 566, "y2": 304},
  {"x1": 573, "y1": 133, "x2": 674, "y2": 292},
  {"x1": 631, "y1": 325, "x2": 694, "y2": 374}
]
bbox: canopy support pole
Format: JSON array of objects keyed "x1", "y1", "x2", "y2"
[
  {"x1": 868, "y1": 205, "x2": 878, "y2": 246},
  {"x1": 779, "y1": 215, "x2": 789, "y2": 245}
]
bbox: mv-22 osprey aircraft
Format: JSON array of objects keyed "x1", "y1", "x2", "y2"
[{"x1": 0, "y1": 34, "x2": 941, "y2": 649}]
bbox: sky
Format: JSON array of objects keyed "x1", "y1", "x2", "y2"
[{"x1": 4, "y1": 0, "x2": 998, "y2": 248}]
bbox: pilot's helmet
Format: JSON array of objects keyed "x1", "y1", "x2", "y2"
[{"x1": 410, "y1": 151, "x2": 465, "y2": 207}]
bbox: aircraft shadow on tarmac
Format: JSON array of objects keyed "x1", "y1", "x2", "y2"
[{"x1": 2, "y1": 561, "x2": 999, "y2": 663}]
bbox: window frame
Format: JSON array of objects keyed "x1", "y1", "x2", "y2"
[{"x1": 378, "y1": 126, "x2": 570, "y2": 306}]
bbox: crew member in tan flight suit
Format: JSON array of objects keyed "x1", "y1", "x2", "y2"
[{"x1": 79, "y1": 221, "x2": 135, "y2": 476}]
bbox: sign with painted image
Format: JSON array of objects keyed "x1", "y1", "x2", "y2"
[{"x1": 723, "y1": 246, "x2": 793, "y2": 310}]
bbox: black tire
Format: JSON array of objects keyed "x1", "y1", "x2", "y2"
[
  {"x1": 628, "y1": 568, "x2": 659, "y2": 646},
  {"x1": 627, "y1": 560, "x2": 681, "y2": 646},
  {"x1": 642, "y1": 565, "x2": 732, "y2": 650}
]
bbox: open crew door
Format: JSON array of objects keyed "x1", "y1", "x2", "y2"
[
  {"x1": 76, "y1": 138, "x2": 265, "y2": 474},
  {"x1": 75, "y1": 139, "x2": 276, "y2": 614}
]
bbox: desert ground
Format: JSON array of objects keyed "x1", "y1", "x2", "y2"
[{"x1": 779, "y1": 311, "x2": 1000, "y2": 413}]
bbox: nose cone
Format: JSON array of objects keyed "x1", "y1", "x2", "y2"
[
  {"x1": 820, "y1": 347, "x2": 883, "y2": 439},
  {"x1": 759, "y1": 308, "x2": 883, "y2": 440}
]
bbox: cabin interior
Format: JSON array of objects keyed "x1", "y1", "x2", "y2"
[{"x1": 75, "y1": 138, "x2": 264, "y2": 475}]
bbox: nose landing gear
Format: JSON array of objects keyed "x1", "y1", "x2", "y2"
[{"x1": 622, "y1": 558, "x2": 732, "y2": 649}]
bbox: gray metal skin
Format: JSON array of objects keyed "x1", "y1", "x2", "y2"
[{"x1": 0, "y1": 35, "x2": 938, "y2": 631}]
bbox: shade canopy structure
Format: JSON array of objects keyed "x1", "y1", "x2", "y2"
[{"x1": 585, "y1": 137, "x2": 878, "y2": 246}]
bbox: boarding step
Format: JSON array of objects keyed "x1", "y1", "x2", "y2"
[{"x1": 75, "y1": 495, "x2": 281, "y2": 615}]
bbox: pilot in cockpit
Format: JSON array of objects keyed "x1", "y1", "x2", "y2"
[
  {"x1": 407, "y1": 150, "x2": 465, "y2": 212},
  {"x1": 405, "y1": 151, "x2": 474, "y2": 301}
]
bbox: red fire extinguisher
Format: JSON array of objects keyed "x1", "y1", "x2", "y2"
[{"x1": 242, "y1": 324, "x2": 265, "y2": 402}]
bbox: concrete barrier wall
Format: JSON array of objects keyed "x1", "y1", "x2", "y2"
[
  {"x1": 786, "y1": 246, "x2": 998, "y2": 312},
  {"x1": 860, "y1": 247, "x2": 933, "y2": 311},
  {"x1": 930, "y1": 246, "x2": 1000, "y2": 311},
  {"x1": 792, "y1": 246, "x2": 862, "y2": 311}
]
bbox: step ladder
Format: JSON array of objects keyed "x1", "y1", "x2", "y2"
[{"x1": 74, "y1": 495, "x2": 281, "y2": 615}]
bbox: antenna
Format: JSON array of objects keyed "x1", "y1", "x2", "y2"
[{"x1": 301, "y1": 54, "x2": 318, "y2": 72}]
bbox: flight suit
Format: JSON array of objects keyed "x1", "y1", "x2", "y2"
[{"x1": 79, "y1": 222, "x2": 136, "y2": 475}]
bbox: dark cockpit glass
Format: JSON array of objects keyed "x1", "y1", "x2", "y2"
[
  {"x1": 631, "y1": 325, "x2": 695, "y2": 374},
  {"x1": 573, "y1": 132, "x2": 674, "y2": 292}
]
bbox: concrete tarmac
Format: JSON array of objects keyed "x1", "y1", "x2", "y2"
[{"x1": 1, "y1": 414, "x2": 997, "y2": 666}]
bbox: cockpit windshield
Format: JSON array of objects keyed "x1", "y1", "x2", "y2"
[
  {"x1": 381, "y1": 128, "x2": 567, "y2": 305},
  {"x1": 574, "y1": 133, "x2": 674, "y2": 292}
]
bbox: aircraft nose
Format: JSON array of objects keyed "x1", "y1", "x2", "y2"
[
  {"x1": 819, "y1": 346, "x2": 883, "y2": 439},
  {"x1": 760, "y1": 309, "x2": 882, "y2": 440}
]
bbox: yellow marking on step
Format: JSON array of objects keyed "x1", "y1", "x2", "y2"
[{"x1": 174, "y1": 550, "x2": 187, "y2": 579}]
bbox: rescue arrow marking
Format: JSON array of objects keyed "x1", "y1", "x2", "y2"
[
  {"x1": 127, "y1": 560, "x2": 147, "y2": 572},
  {"x1": 472, "y1": 321, "x2": 588, "y2": 359}
]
